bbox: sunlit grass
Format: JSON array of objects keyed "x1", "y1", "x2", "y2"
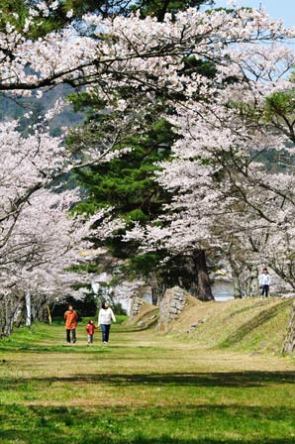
[{"x1": 0, "y1": 315, "x2": 294, "y2": 443}]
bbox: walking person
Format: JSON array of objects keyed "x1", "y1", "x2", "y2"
[
  {"x1": 259, "y1": 268, "x2": 271, "y2": 297},
  {"x1": 86, "y1": 320, "x2": 96, "y2": 345},
  {"x1": 64, "y1": 305, "x2": 78, "y2": 344},
  {"x1": 98, "y1": 301, "x2": 116, "y2": 344}
]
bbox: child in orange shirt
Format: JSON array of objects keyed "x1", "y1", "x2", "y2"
[{"x1": 86, "y1": 320, "x2": 96, "y2": 345}]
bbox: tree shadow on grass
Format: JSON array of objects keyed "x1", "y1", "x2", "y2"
[
  {"x1": 0, "y1": 342, "x2": 113, "y2": 353},
  {"x1": 0, "y1": 404, "x2": 294, "y2": 444},
  {"x1": 1, "y1": 370, "x2": 293, "y2": 391}
]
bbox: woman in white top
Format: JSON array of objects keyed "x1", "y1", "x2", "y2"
[{"x1": 98, "y1": 301, "x2": 116, "y2": 344}]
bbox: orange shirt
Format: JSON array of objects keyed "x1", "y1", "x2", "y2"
[
  {"x1": 86, "y1": 323, "x2": 96, "y2": 335},
  {"x1": 64, "y1": 310, "x2": 78, "y2": 329}
]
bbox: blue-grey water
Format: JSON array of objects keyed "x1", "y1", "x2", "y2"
[{"x1": 212, "y1": 281, "x2": 234, "y2": 301}]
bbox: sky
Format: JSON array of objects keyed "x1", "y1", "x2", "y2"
[{"x1": 211, "y1": 0, "x2": 295, "y2": 27}]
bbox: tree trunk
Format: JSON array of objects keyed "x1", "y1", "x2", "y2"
[
  {"x1": 46, "y1": 304, "x2": 52, "y2": 325},
  {"x1": 150, "y1": 272, "x2": 159, "y2": 305},
  {"x1": 194, "y1": 250, "x2": 214, "y2": 301},
  {"x1": 227, "y1": 256, "x2": 243, "y2": 298},
  {"x1": 151, "y1": 286, "x2": 158, "y2": 306},
  {"x1": 282, "y1": 302, "x2": 295, "y2": 354},
  {"x1": 0, "y1": 294, "x2": 24, "y2": 337},
  {"x1": 25, "y1": 291, "x2": 31, "y2": 327},
  {"x1": 177, "y1": 255, "x2": 199, "y2": 297},
  {"x1": 165, "y1": 250, "x2": 214, "y2": 301},
  {"x1": 233, "y1": 276, "x2": 243, "y2": 298},
  {"x1": 150, "y1": 272, "x2": 165, "y2": 306}
]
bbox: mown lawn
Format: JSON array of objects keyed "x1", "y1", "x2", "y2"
[{"x1": 0, "y1": 320, "x2": 294, "y2": 444}]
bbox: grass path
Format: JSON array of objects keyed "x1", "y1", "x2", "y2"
[{"x1": 0, "y1": 319, "x2": 294, "y2": 443}]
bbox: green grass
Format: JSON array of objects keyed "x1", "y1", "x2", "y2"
[
  {"x1": 0, "y1": 313, "x2": 294, "y2": 444},
  {"x1": 168, "y1": 297, "x2": 294, "y2": 354}
]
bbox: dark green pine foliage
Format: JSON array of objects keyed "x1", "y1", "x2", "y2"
[
  {"x1": 69, "y1": 94, "x2": 214, "y2": 300},
  {"x1": 134, "y1": 0, "x2": 214, "y2": 21},
  {"x1": 0, "y1": 0, "x2": 214, "y2": 36},
  {"x1": 0, "y1": 1, "x2": 130, "y2": 35},
  {"x1": 72, "y1": 111, "x2": 174, "y2": 266},
  {"x1": 70, "y1": 97, "x2": 182, "y2": 302}
]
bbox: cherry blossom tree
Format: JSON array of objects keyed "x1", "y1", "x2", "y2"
[
  {"x1": 0, "y1": 186, "x2": 110, "y2": 335},
  {"x1": 123, "y1": 40, "x2": 295, "y2": 298},
  {"x1": 1, "y1": 3, "x2": 294, "y2": 327},
  {"x1": 0, "y1": 105, "x2": 124, "y2": 334},
  {"x1": 57, "y1": 6, "x2": 293, "y2": 301}
]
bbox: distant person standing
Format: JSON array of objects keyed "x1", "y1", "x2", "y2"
[
  {"x1": 259, "y1": 268, "x2": 271, "y2": 297},
  {"x1": 98, "y1": 301, "x2": 116, "y2": 344},
  {"x1": 64, "y1": 305, "x2": 78, "y2": 344}
]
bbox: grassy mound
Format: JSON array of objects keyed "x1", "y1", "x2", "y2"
[
  {"x1": 167, "y1": 296, "x2": 293, "y2": 354},
  {"x1": 125, "y1": 303, "x2": 159, "y2": 330}
]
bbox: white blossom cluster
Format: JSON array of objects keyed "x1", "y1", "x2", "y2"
[{"x1": 0, "y1": 6, "x2": 293, "y2": 94}]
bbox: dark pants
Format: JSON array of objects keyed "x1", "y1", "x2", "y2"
[
  {"x1": 261, "y1": 285, "x2": 269, "y2": 297},
  {"x1": 87, "y1": 334, "x2": 94, "y2": 344},
  {"x1": 66, "y1": 329, "x2": 76, "y2": 343},
  {"x1": 101, "y1": 324, "x2": 111, "y2": 343}
]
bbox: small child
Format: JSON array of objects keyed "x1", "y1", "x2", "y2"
[{"x1": 86, "y1": 320, "x2": 96, "y2": 345}]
